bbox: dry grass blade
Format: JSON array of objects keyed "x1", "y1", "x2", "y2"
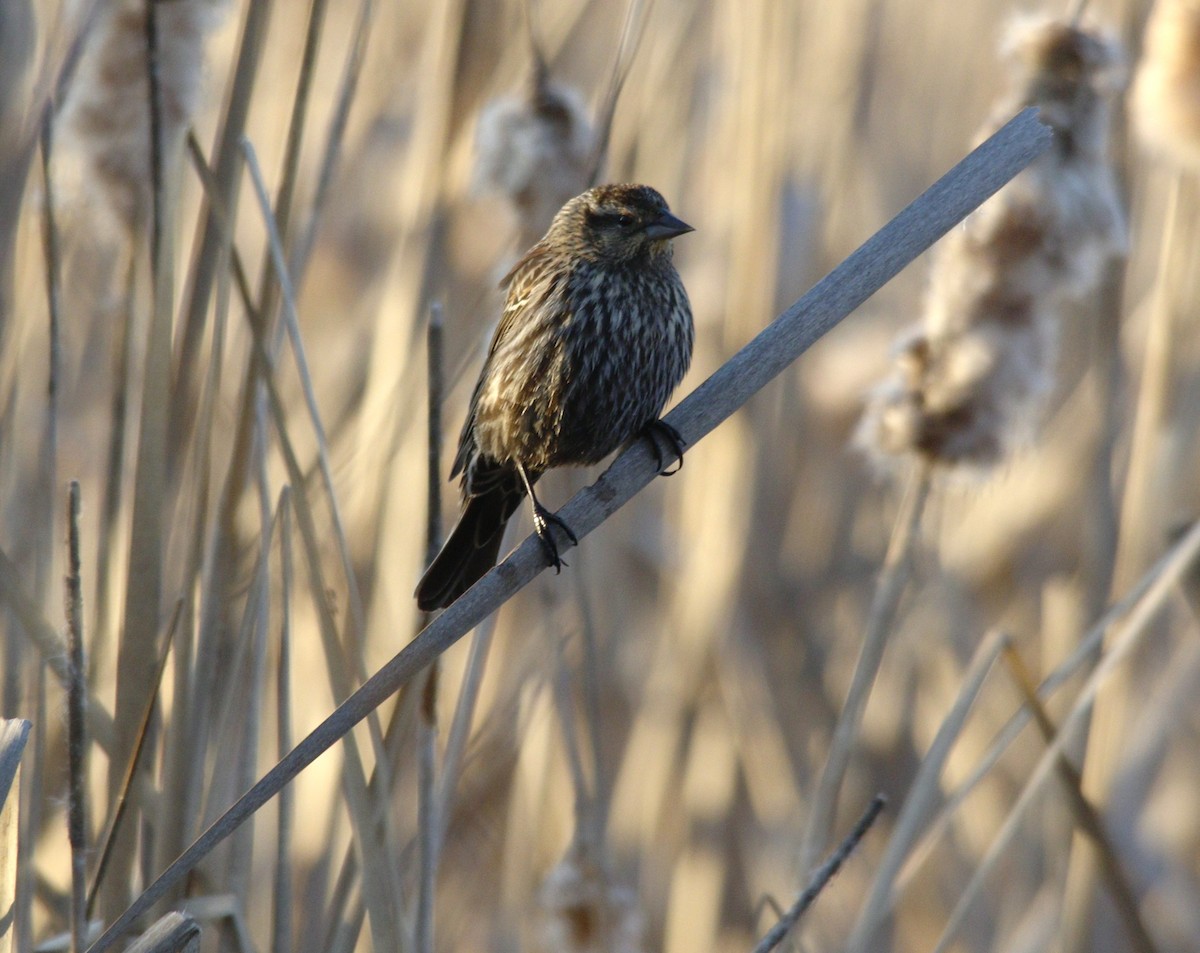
[
  {"x1": 85, "y1": 107, "x2": 1052, "y2": 953},
  {"x1": 240, "y1": 137, "x2": 367, "y2": 643},
  {"x1": 272, "y1": 490, "x2": 295, "y2": 953},
  {"x1": 416, "y1": 310, "x2": 444, "y2": 953},
  {"x1": 86, "y1": 601, "x2": 182, "y2": 920},
  {"x1": 65, "y1": 483, "x2": 87, "y2": 953},
  {"x1": 37, "y1": 112, "x2": 60, "y2": 541},
  {"x1": 203, "y1": 136, "x2": 402, "y2": 950},
  {"x1": 845, "y1": 628, "x2": 1008, "y2": 953},
  {"x1": 586, "y1": 0, "x2": 654, "y2": 184},
  {"x1": 800, "y1": 459, "x2": 931, "y2": 871},
  {"x1": 0, "y1": 719, "x2": 31, "y2": 953},
  {"x1": 1000, "y1": 643, "x2": 1158, "y2": 953},
  {"x1": 252, "y1": 0, "x2": 328, "y2": 323},
  {"x1": 928, "y1": 517, "x2": 1200, "y2": 953},
  {"x1": 289, "y1": 0, "x2": 372, "y2": 282},
  {"x1": 416, "y1": 669, "x2": 438, "y2": 953},
  {"x1": 0, "y1": 554, "x2": 117, "y2": 747},
  {"x1": 106, "y1": 0, "x2": 178, "y2": 911},
  {"x1": 753, "y1": 795, "x2": 886, "y2": 953},
  {"x1": 170, "y1": 0, "x2": 273, "y2": 442},
  {"x1": 434, "y1": 615, "x2": 498, "y2": 852},
  {"x1": 896, "y1": 509, "x2": 1200, "y2": 894},
  {"x1": 123, "y1": 914, "x2": 199, "y2": 953}
]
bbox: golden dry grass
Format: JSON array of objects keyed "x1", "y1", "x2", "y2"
[{"x1": 1, "y1": 0, "x2": 1199, "y2": 952}]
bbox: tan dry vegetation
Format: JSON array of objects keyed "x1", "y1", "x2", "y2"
[{"x1": 1, "y1": 1, "x2": 1198, "y2": 952}]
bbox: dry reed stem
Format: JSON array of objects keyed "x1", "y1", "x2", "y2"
[
  {"x1": 0, "y1": 547, "x2": 114, "y2": 749},
  {"x1": 894, "y1": 506, "x2": 1200, "y2": 896},
  {"x1": 65, "y1": 482, "x2": 87, "y2": 953},
  {"x1": 572, "y1": 570, "x2": 610, "y2": 845},
  {"x1": 191, "y1": 140, "x2": 415, "y2": 953},
  {"x1": 38, "y1": 115, "x2": 61, "y2": 569},
  {"x1": 434, "y1": 615, "x2": 500, "y2": 853},
  {"x1": 202, "y1": 140, "x2": 403, "y2": 950},
  {"x1": 416, "y1": 311, "x2": 445, "y2": 953},
  {"x1": 86, "y1": 601, "x2": 183, "y2": 920},
  {"x1": 251, "y1": 0, "x2": 329, "y2": 335},
  {"x1": 0, "y1": 719, "x2": 31, "y2": 953},
  {"x1": 102, "y1": 0, "x2": 187, "y2": 913},
  {"x1": 753, "y1": 795, "x2": 886, "y2": 953},
  {"x1": 799, "y1": 458, "x2": 931, "y2": 872},
  {"x1": 16, "y1": 677, "x2": 44, "y2": 953},
  {"x1": 237, "y1": 304, "x2": 406, "y2": 950},
  {"x1": 928, "y1": 516, "x2": 1200, "y2": 953},
  {"x1": 845, "y1": 628, "x2": 1008, "y2": 953},
  {"x1": 288, "y1": 0, "x2": 373, "y2": 284},
  {"x1": 241, "y1": 138, "x2": 369, "y2": 658},
  {"x1": 1060, "y1": 170, "x2": 1185, "y2": 953},
  {"x1": 122, "y1": 913, "x2": 199, "y2": 953},
  {"x1": 1131, "y1": 0, "x2": 1200, "y2": 168},
  {"x1": 271, "y1": 491, "x2": 295, "y2": 953},
  {"x1": 84, "y1": 107, "x2": 1052, "y2": 953},
  {"x1": 170, "y1": 0, "x2": 272, "y2": 448},
  {"x1": 1000, "y1": 642, "x2": 1158, "y2": 953}
]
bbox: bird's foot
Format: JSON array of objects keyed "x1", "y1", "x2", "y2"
[
  {"x1": 642, "y1": 419, "x2": 687, "y2": 475},
  {"x1": 532, "y1": 502, "x2": 578, "y2": 572}
]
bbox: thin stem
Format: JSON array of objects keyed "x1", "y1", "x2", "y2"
[
  {"x1": 753, "y1": 795, "x2": 886, "y2": 953},
  {"x1": 799, "y1": 459, "x2": 931, "y2": 871},
  {"x1": 1001, "y1": 643, "x2": 1158, "y2": 953},
  {"x1": 65, "y1": 482, "x2": 87, "y2": 953}
]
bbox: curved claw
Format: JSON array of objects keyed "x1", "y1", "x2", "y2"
[
  {"x1": 643, "y1": 419, "x2": 687, "y2": 476},
  {"x1": 531, "y1": 502, "x2": 578, "y2": 573}
]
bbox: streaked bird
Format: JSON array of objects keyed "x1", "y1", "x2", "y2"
[{"x1": 416, "y1": 184, "x2": 694, "y2": 611}]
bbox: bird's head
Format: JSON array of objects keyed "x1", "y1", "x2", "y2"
[{"x1": 552, "y1": 184, "x2": 693, "y2": 263}]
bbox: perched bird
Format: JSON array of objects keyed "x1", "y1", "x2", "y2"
[{"x1": 416, "y1": 184, "x2": 695, "y2": 611}]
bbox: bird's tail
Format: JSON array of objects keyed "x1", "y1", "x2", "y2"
[{"x1": 415, "y1": 480, "x2": 525, "y2": 611}]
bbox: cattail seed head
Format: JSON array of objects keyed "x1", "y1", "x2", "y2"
[
  {"x1": 57, "y1": 0, "x2": 227, "y2": 231},
  {"x1": 473, "y1": 66, "x2": 595, "y2": 245},
  {"x1": 537, "y1": 842, "x2": 643, "y2": 953},
  {"x1": 859, "y1": 16, "x2": 1126, "y2": 473},
  {"x1": 1131, "y1": 0, "x2": 1200, "y2": 168}
]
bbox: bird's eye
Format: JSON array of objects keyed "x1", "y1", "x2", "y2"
[{"x1": 585, "y1": 208, "x2": 639, "y2": 231}]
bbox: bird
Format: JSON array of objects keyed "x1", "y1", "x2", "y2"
[{"x1": 415, "y1": 183, "x2": 695, "y2": 611}]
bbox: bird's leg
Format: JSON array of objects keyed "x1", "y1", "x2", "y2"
[
  {"x1": 516, "y1": 463, "x2": 578, "y2": 572},
  {"x1": 641, "y1": 419, "x2": 687, "y2": 476}
]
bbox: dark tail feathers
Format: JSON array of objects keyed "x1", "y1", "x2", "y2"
[{"x1": 415, "y1": 484, "x2": 524, "y2": 611}]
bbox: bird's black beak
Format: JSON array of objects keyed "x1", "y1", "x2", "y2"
[{"x1": 643, "y1": 211, "x2": 694, "y2": 241}]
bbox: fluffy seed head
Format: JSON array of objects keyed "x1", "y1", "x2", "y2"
[
  {"x1": 859, "y1": 17, "x2": 1126, "y2": 473},
  {"x1": 991, "y1": 13, "x2": 1125, "y2": 153},
  {"x1": 57, "y1": 0, "x2": 227, "y2": 230},
  {"x1": 537, "y1": 843, "x2": 643, "y2": 953},
  {"x1": 1131, "y1": 0, "x2": 1200, "y2": 168},
  {"x1": 474, "y1": 68, "x2": 595, "y2": 243}
]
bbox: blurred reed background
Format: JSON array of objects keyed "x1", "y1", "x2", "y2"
[{"x1": 1, "y1": 0, "x2": 1199, "y2": 950}]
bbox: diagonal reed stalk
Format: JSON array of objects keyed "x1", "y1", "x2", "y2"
[
  {"x1": 1001, "y1": 641, "x2": 1157, "y2": 953},
  {"x1": 928, "y1": 515, "x2": 1200, "y2": 953},
  {"x1": 753, "y1": 795, "x2": 886, "y2": 953},
  {"x1": 844, "y1": 628, "x2": 1008, "y2": 953}
]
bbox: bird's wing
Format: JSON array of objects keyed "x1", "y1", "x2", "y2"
[{"x1": 449, "y1": 242, "x2": 558, "y2": 481}]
